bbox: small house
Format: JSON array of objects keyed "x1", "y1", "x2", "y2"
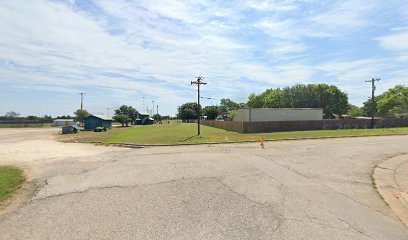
[
  {"x1": 62, "y1": 125, "x2": 81, "y2": 134},
  {"x1": 84, "y1": 115, "x2": 113, "y2": 130},
  {"x1": 53, "y1": 119, "x2": 74, "y2": 126}
]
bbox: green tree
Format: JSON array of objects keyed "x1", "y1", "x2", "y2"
[
  {"x1": 347, "y1": 104, "x2": 364, "y2": 117},
  {"x1": 114, "y1": 105, "x2": 139, "y2": 123},
  {"x1": 113, "y1": 114, "x2": 132, "y2": 127},
  {"x1": 362, "y1": 85, "x2": 408, "y2": 117},
  {"x1": 246, "y1": 84, "x2": 349, "y2": 118},
  {"x1": 26, "y1": 115, "x2": 39, "y2": 120},
  {"x1": 247, "y1": 93, "x2": 265, "y2": 108},
  {"x1": 220, "y1": 98, "x2": 240, "y2": 111},
  {"x1": 177, "y1": 102, "x2": 199, "y2": 121},
  {"x1": 74, "y1": 109, "x2": 90, "y2": 125},
  {"x1": 152, "y1": 114, "x2": 161, "y2": 122},
  {"x1": 203, "y1": 105, "x2": 220, "y2": 120},
  {"x1": 5, "y1": 111, "x2": 20, "y2": 119}
]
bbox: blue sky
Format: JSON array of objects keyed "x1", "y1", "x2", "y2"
[{"x1": 1, "y1": 0, "x2": 407, "y2": 117}]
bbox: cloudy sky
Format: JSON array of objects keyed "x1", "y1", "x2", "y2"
[{"x1": 1, "y1": 0, "x2": 407, "y2": 117}]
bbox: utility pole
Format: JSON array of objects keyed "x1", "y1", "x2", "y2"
[
  {"x1": 106, "y1": 108, "x2": 111, "y2": 117},
  {"x1": 152, "y1": 100, "x2": 155, "y2": 117},
  {"x1": 157, "y1": 105, "x2": 159, "y2": 121},
  {"x1": 142, "y1": 97, "x2": 145, "y2": 112},
  {"x1": 191, "y1": 76, "x2": 207, "y2": 135},
  {"x1": 365, "y1": 78, "x2": 380, "y2": 128},
  {"x1": 79, "y1": 92, "x2": 85, "y2": 110}
]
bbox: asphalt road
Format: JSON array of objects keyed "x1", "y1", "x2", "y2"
[{"x1": 0, "y1": 128, "x2": 407, "y2": 239}]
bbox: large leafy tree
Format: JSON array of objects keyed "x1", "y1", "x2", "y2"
[
  {"x1": 347, "y1": 104, "x2": 364, "y2": 117},
  {"x1": 246, "y1": 84, "x2": 349, "y2": 118},
  {"x1": 362, "y1": 85, "x2": 408, "y2": 117},
  {"x1": 5, "y1": 111, "x2": 20, "y2": 119},
  {"x1": 177, "y1": 102, "x2": 199, "y2": 121},
  {"x1": 113, "y1": 114, "x2": 132, "y2": 127},
  {"x1": 114, "y1": 105, "x2": 139, "y2": 124},
  {"x1": 74, "y1": 109, "x2": 90, "y2": 125},
  {"x1": 220, "y1": 98, "x2": 241, "y2": 112},
  {"x1": 203, "y1": 105, "x2": 221, "y2": 120}
]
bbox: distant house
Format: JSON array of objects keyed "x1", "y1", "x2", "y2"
[
  {"x1": 134, "y1": 112, "x2": 154, "y2": 125},
  {"x1": 53, "y1": 119, "x2": 74, "y2": 126},
  {"x1": 62, "y1": 125, "x2": 81, "y2": 134},
  {"x1": 84, "y1": 115, "x2": 113, "y2": 130}
]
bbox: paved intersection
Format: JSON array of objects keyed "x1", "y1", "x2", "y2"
[{"x1": 0, "y1": 128, "x2": 407, "y2": 239}]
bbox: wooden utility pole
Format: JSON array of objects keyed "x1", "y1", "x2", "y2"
[
  {"x1": 79, "y1": 92, "x2": 85, "y2": 110},
  {"x1": 191, "y1": 76, "x2": 207, "y2": 135},
  {"x1": 365, "y1": 78, "x2": 380, "y2": 128}
]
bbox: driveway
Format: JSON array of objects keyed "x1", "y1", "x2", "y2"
[{"x1": 0, "y1": 128, "x2": 407, "y2": 239}]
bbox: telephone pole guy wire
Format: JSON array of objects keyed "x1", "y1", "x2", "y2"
[
  {"x1": 191, "y1": 76, "x2": 207, "y2": 135},
  {"x1": 365, "y1": 78, "x2": 380, "y2": 129}
]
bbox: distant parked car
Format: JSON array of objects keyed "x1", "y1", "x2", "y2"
[{"x1": 94, "y1": 127, "x2": 107, "y2": 132}]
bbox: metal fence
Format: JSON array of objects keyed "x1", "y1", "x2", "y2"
[
  {"x1": 202, "y1": 118, "x2": 408, "y2": 133},
  {"x1": 0, "y1": 119, "x2": 53, "y2": 124},
  {"x1": 0, "y1": 119, "x2": 54, "y2": 128}
]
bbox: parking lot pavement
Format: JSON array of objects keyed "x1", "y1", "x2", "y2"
[{"x1": 0, "y1": 128, "x2": 407, "y2": 239}]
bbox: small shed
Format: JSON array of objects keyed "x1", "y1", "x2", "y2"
[
  {"x1": 135, "y1": 112, "x2": 154, "y2": 125},
  {"x1": 62, "y1": 125, "x2": 81, "y2": 134},
  {"x1": 84, "y1": 115, "x2": 113, "y2": 130},
  {"x1": 53, "y1": 119, "x2": 74, "y2": 126}
]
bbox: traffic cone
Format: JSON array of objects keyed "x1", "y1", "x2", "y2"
[{"x1": 260, "y1": 138, "x2": 265, "y2": 148}]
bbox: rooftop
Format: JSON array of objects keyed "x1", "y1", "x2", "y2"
[{"x1": 90, "y1": 114, "x2": 113, "y2": 121}]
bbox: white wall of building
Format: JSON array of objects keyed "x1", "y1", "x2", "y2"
[
  {"x1": 233, "y1": 108, "x2": 323, "y2": 122},
  {"x1": 53, "y1": 119, "x2": 74, "y2": 126}
]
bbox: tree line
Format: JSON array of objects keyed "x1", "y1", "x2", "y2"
[{"x1": 177, "y1": 84, "x2": 408, "y2": 121}]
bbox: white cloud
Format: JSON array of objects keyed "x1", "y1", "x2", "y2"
[
  {"x1": 310, "y1": 0, "x2": 376, "y2": 30},
  {"x1": 0, "y1": 0, "x2": 407, "y2": 115},
  {"x1": 245, "y1": 0, "x2": 298, "y2": 12},
  {"x1": 317, "y1": 59, "x2": 386, "y2": 82},
  {"x1": 378, "y1": 31, "x2": 408, "y2": 51}
]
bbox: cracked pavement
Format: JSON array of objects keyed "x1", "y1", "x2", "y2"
[{"x1": 0, "y1": 128, "x2": 407, "y2": 239}]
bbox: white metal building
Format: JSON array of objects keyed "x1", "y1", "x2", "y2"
[
  {"x1": 232, "y1": 108, "x2": 323, "y2": 122},
  {"x1": 53, "y1": 119, "x2": 75, "y2": 126}
]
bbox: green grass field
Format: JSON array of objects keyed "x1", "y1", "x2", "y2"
[
  {"x1": 0, "y1": 166, "x2": 25, "y2": 204},
  {"x1": 58, "y1": 122, "x2": 408, "y2": 145}
]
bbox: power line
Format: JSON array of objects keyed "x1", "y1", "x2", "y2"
[
  {"x1": 365, "y1": 78, "x2": 380, "y2": 128},
  {"x1": 191, "y1": 76, "x2": 207, "y2": 135}
]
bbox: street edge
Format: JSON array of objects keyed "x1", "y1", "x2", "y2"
[{"x1": 372, "y1": 155, "x2": 408, "y2": 228}]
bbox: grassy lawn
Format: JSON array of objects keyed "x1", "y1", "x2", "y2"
[
  {"x1": 58, "y1": 122, "x2": 408, "y2": 145},
  {"x1": 0, "y1": 166, "x2": 25, "y2": 204}
]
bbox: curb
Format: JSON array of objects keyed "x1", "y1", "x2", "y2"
[{"x1": 373, "y1": 155, "x2": 408, "y2": 227}]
